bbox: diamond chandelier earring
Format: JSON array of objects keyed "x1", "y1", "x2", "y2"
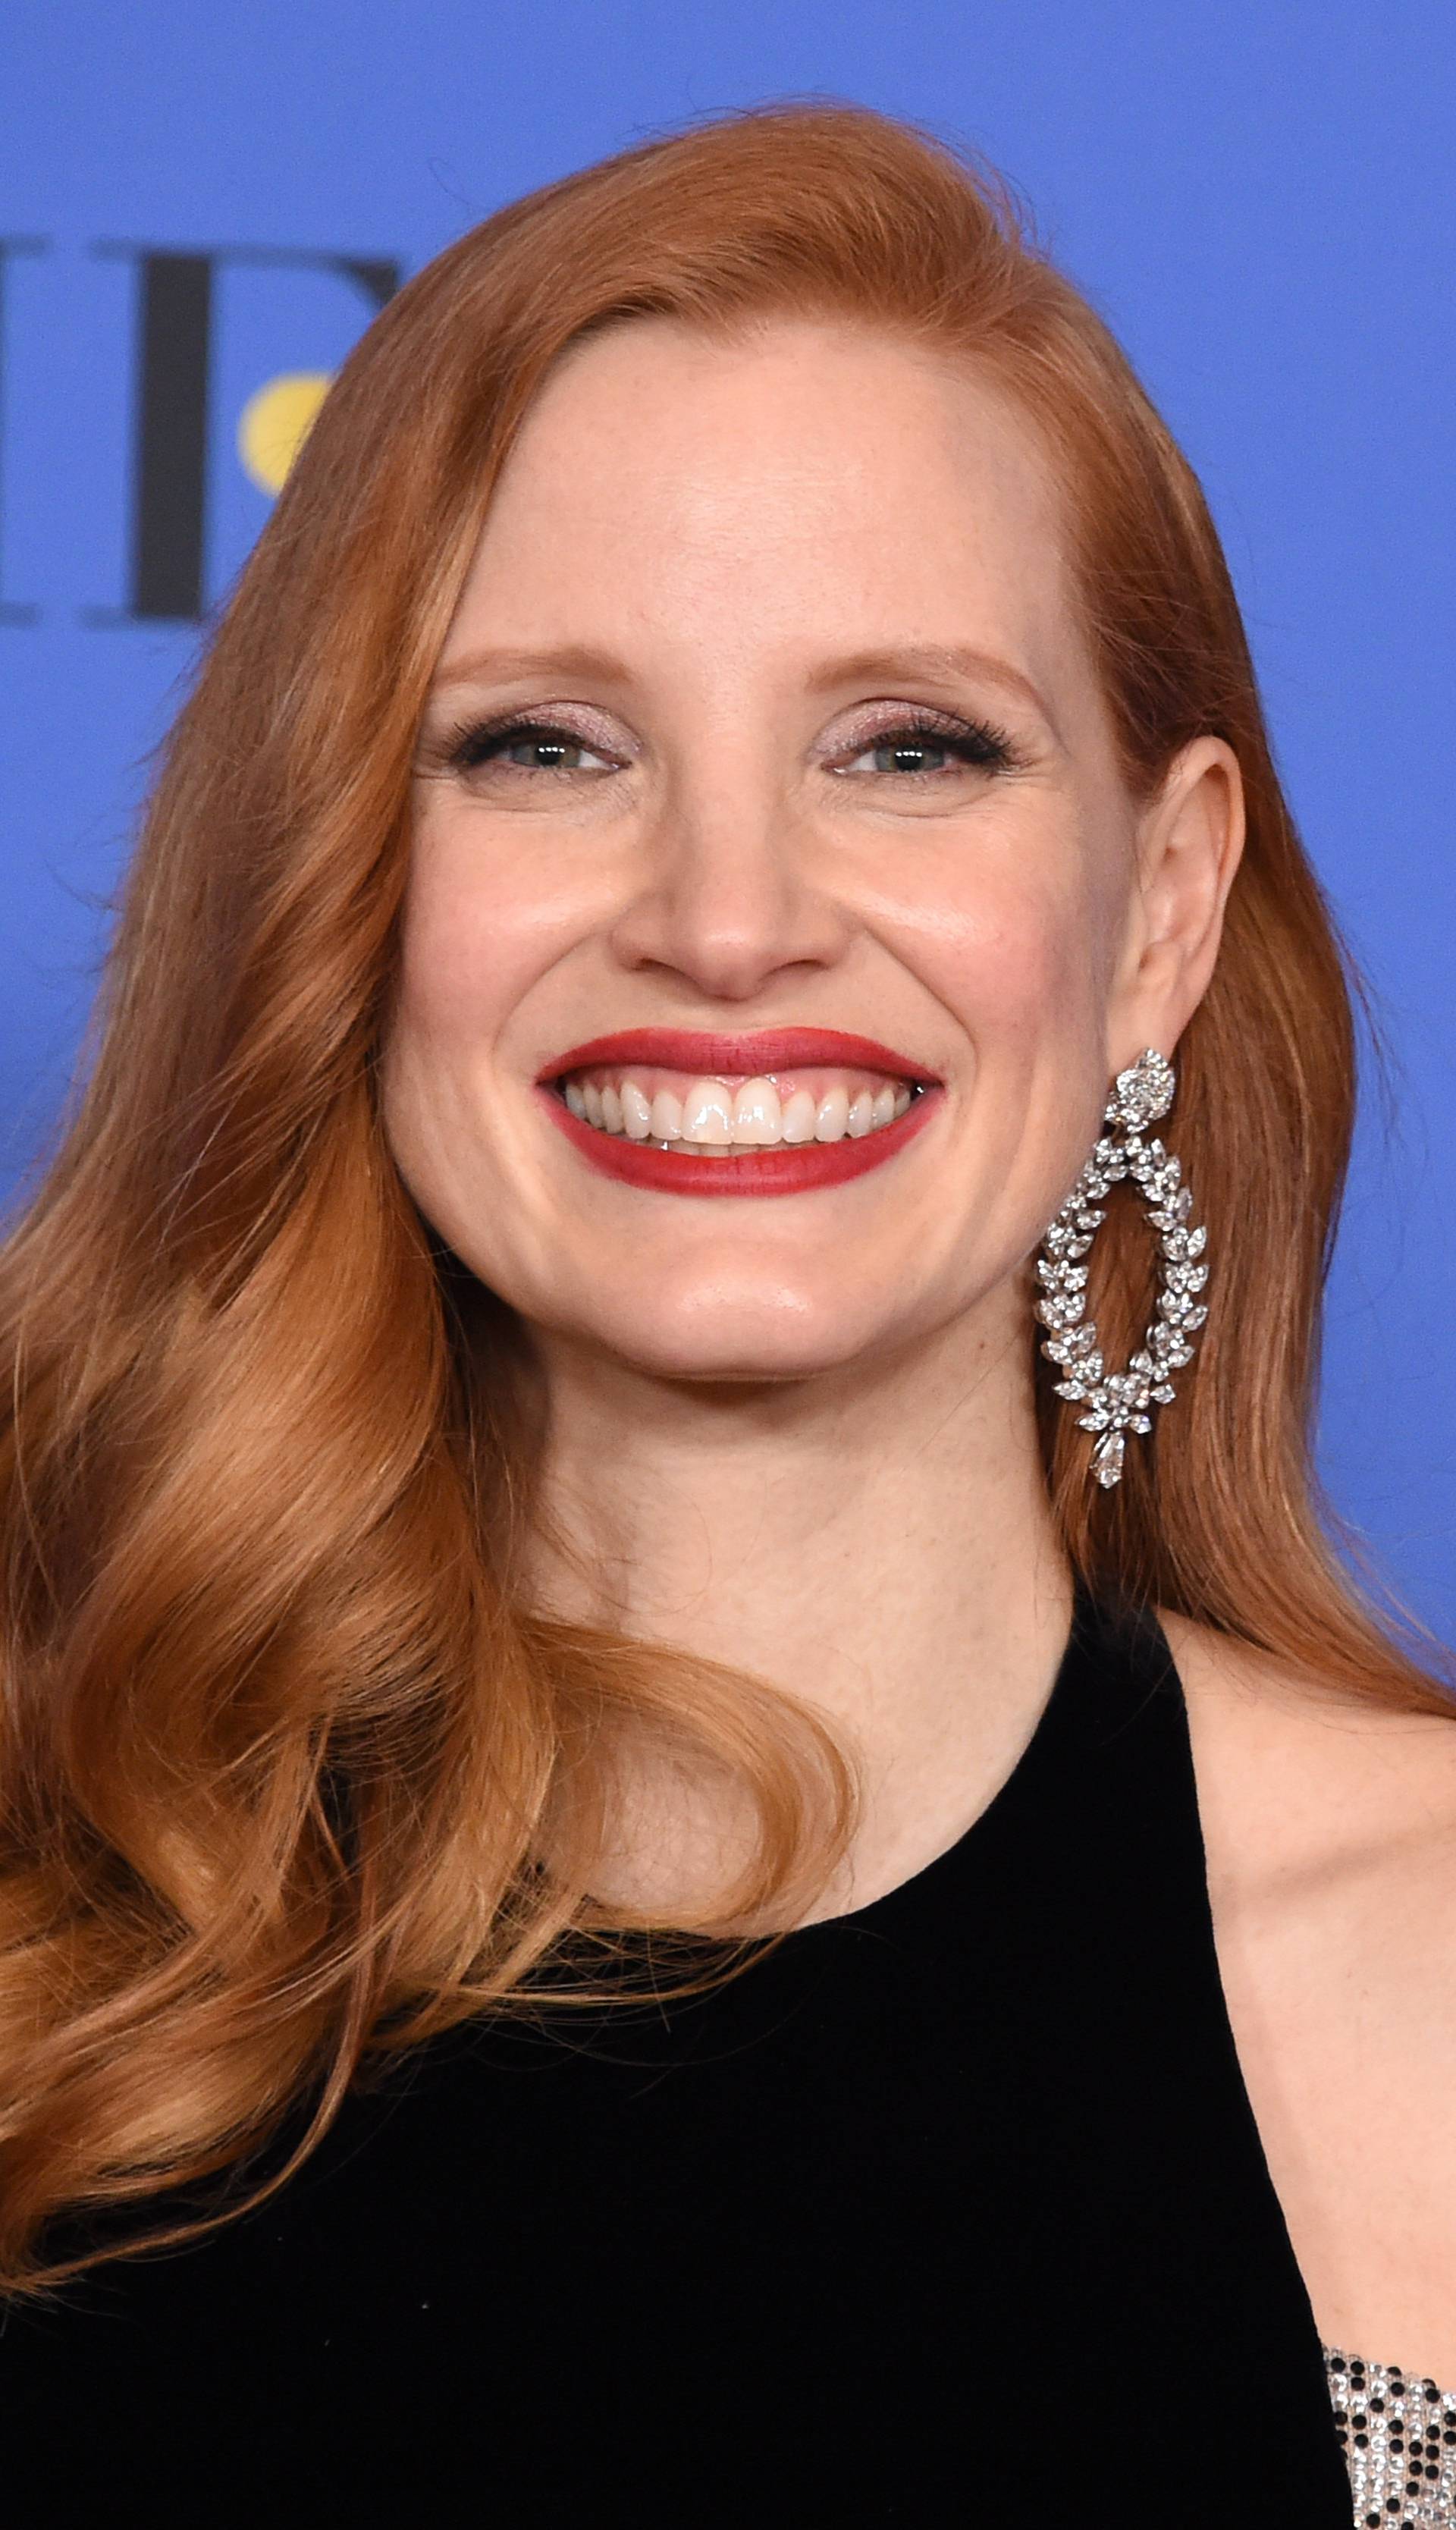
[{"x1": 1034, "y1": 1049, "x2": 1209, "y2": 1489}]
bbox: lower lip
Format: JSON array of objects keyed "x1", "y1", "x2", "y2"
[{"x1": 535, "y1": 1084, "x2": 943, "y2": 1195}]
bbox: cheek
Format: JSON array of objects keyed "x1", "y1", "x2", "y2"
[
  {"x1": 894, "y1": 843, "x2": 1128, "y2": 1260},
  {"x1": 905, "y1": 844, "x2": 1119, "y2": 1059},
  {"x1": 386, "y1": 814, "x2": 576, "y2": 1060},
  {"x1": 376, "y1": 837, "x2": 532, "y2": 1207}
]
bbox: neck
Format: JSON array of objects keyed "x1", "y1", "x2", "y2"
[{"x1": 517, "y1": 1283, "x2": 1074, "y2": 1924}]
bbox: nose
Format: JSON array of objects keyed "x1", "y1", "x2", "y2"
[{"x1": 604, "y1": 763, "x2": 854, "y2": 1004}]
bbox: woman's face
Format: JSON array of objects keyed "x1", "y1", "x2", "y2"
[{"x1": 383, "y1": 316, "x2": 1239, "y2": 1384}]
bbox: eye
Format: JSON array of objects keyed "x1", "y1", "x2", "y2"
[
  {"x1": 442, "y1": 717, "x2": 618, "y2": 777},
  {"x1": 835, "y1": 712, "x2": 1019, "y2": 779}
]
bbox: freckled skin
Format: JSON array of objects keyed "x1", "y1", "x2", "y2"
[
  {"x1": 379, "y1": 311, "x2": 1238, "y2": 1947},
  {"x1": 375, "y1": 322, "x2": 1456, "y2": 2392},
  {"x1": 384, "y1": 317, "x2": 1237, "y2": 1384}
]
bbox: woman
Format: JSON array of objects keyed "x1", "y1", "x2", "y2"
[{"x1": 1, "y1": 102, "x2": 1451, "y2": 2525}]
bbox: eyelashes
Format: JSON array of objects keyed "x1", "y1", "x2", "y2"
[
  {"x1": 428, "y1": 703, "x2": 1025, "y2": 783},
  {"x1": 844, "y1": 710, "x2": 1021, "y2": 777},
  {"x1": 440, "y1": 717, "x2": 613, "y2": 777}
]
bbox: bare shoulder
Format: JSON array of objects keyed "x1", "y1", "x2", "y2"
[
  {"x1": 1157, "y1": 1608, "x2": 1456, "y2": 1902},
  {"x1": 1157, "y1": 1612, "x2": 1456, "y2": 2379}
]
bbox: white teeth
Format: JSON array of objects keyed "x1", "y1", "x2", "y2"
[
  {"x1": 780, "y1": 1088, "x2": 817, "y2": 1143},
  {"x1": 562, "y1": 1068, "x2": 924, "y2": 1154},
  {"x1": 814, "y1": 1085, "x2": 850, "y2": 1142},
  {"x1": 731, "y1": 1076, "x2": 783, "y2": 1144},
  {"x1": 680, "y1": 1078, "x2": 734, "y2": 1144},
  {"x1": 649, "y1": 1086, "x2": 682, "y2": 1141},
  {"x1": 621, "y1": 1080, "x2": 653, "y2": 1139}
]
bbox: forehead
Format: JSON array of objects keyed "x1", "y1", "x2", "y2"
[{"x1": 446, "y1": 315, "x2": 1084, "y2": 706}]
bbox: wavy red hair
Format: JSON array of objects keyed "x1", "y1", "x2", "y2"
[{"x1": 0, "y1": 102, "x2": 1444, "y2": 2295}]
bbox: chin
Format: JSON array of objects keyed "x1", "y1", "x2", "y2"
[{"x1": 579, "y1": 1299, "x2": 888, "y2": 1386}]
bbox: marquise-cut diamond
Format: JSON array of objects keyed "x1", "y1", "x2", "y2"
[{"x1": 1034, "y1": 1049, "x2": 1207, "y2": 1491}]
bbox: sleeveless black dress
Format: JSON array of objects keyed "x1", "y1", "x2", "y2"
[{"x1": 4, "y1": 1591, "x2": 1355, "y2": 2523}]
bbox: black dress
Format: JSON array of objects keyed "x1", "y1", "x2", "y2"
[{"x1": 4, "y1": 1590, "x2": 1355, "y2": 2524}]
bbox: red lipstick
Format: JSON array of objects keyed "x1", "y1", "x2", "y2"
[
  {"x1": 532, "y1": 1026, "x2": 944, "y2": 1198},
  {"x1": 536, "y1": 1028, "x2": 943, "y2": 1087}
]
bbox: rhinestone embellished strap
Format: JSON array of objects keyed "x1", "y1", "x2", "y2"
[{"x1": 1326, "y1": 2346, "x2": 1456, "y2": 2526}]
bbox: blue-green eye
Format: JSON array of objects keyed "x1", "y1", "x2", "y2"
[
  {"x1": 497, "y1": 733, "x2": 587, "y2": 771},
  {"x1": 872, "y1": 736, "x2": 952, "y2": 774},
  {"x1": 446, "y1": 719, "x2": 613, "y2": 776},
  {"x1": 842, "y1": 714, "x2": 1018, "y2": 778}
]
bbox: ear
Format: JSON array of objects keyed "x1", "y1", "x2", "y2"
[{"x1": 1106, "y1": 735, "x2": 1246, "y2": 1069}]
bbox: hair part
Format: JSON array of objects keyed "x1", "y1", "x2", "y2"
[{"x1": 0, "y1": 99, "x2": 1443, "y2": 2296}]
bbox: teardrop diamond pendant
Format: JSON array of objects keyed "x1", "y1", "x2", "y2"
[{"x1": 1035, "y1": 1050, "x2": 1209, "y2": 1487}]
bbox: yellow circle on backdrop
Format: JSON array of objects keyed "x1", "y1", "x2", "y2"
[{"x1": 237, "y1": 371, "x2": 333, "y2": 494}]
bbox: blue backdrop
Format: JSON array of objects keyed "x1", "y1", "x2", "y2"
[{"x1": 2, "y1": 0, "x2": 1453, "y2": 1634}]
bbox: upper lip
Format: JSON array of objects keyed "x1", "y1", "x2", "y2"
[{"x1": 536, "y1": 1028, "x2": 944, "y2": 1085}]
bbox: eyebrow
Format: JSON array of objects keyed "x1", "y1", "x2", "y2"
[
  {"x1": 428, "y1": 643, "x2": 633, "y2": 696},
  {"x1": 427, "y1": 638, "x2": 1054, "y2": 729},
  {"x1": 803, "y1": 642, "x2": 1049, "y2": 717}
]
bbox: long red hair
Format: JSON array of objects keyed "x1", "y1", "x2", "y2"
[{"x1": 0, "y1": 102, "x2": 1443, "y2": 2295}]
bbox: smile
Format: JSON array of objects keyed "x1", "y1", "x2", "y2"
[{"x1": 535, "y1": 1028, "x2": 943, "y2": 1198}]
